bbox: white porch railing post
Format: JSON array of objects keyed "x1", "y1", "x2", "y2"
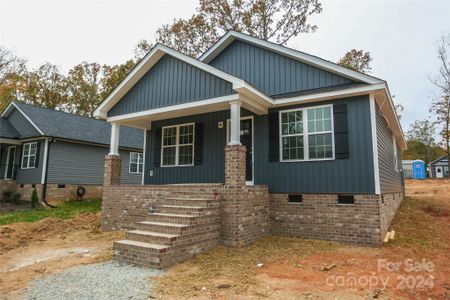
[
  {"x1": 229, "y1": 100, "x2": 241, "y2": 145},
  {"x1": 109, "y1": 122, "x2": 120, "y2": 156}
]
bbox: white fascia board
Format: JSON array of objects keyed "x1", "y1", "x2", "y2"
[
  {"x1": 93, "y1": 43, "x2": 270, "y2": 118},
  {"x1": 0, "y1": 138, "x2": 21, "y2": 145},
  {"x1": 273, "y1": 84, "x2": 386, "y2": 106},
  {"x1": 106, "y1": 94, "x2": 240, "y2": 123},
  {"x1": 2, "y1": 102, "x2": 45, "y2": 135},
  {"x1": 200, "y1": 31, "x2": 383, "y2": 85}
]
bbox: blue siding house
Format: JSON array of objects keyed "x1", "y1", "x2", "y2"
[
  {"x1": 0, "y1": 102, "x2": 144, "y2": 201},
  {"x1": 94, "y1": 31, "x2": 407, "y2": 268}
]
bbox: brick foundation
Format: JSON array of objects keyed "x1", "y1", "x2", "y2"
[
  {"x1": 270, "y1": 192, "x2": 404, "y2": 246},
  {"x1": 104, "y1": 155, "x2": 121, "y2": 186},
  {"x1": 0, "y1": 180, "x2": 102, "y2": 201}
]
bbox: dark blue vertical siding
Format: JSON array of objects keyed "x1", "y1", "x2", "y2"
[
  {"x1": 376, "y1": 104, "x2": 403, "y2": 193},
  {"x1": 143, "y1": 96, "x2": 375, "y2": 194},
  {"x1": 108, "y1": 55, "x2": 235, "y2": 117},
  {"x1": 254, "y1": 95, "x2": 375, "y2": 194},
  {"x1": 209, "y1": 40, "x2": 356, "y2": 97}
]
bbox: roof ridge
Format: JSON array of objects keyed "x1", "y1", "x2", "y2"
[{"x1": 14, "y1": 101, "x2": 108, "y2": 124}]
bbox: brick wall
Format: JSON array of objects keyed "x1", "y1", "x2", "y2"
[
  {"x1": 379, "y1": 192, "x2": 404, "y2": 238},
  {"x1": 104, "y1": 155, "x2": 121, "y2": 186},
  {"x1": 102, "y1": 184, "x2": 223, "y2": 231},
  {"x1": 270, "y1": 193, "x2": 404, "y2": 246},
  {"x1": 1, "y1": 181, "x2": 102, "y2": 201}
]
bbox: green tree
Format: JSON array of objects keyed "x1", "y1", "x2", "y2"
[
  {"x1": 406, "y1": 119, "x2": 437, "y2": 163},
  {"x1": 430, "y1": 32, "x2": 450, "y2": 171},
  {"x1": 20, "y1": 63, "x2": 68, "y2": 110},
  {"x1": 137, "y1": 0, "x2": 323, "y2": 58},
  {"x1": 65, "y1": 60, "x2": 136, "y2": 117},
  {"x1": 0, "y1": 46, "x2": 27, "y2": 111},
  {"x1": 338, "y1": 49, "x2": 372, "y2": 74}
]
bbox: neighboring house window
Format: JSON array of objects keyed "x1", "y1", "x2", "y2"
[
  {"x1": 280, "y1": 105, "x2": 333, "y2": 161},
  {"x1": 161, "y1": 123, "x2": 194, "y2": 167},
  {"x1": 393, "y1": 135, "x2": 399, "y2": 172},
  {"x1": 21, "y1": 142, "x2": 37, "y2": 169},
  {"x1": 129, "y1": 152, "x2": 143, "y2": 174}
]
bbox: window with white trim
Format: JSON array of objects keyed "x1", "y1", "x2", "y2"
[
  {"x1": 129, "y1": 152, "x2": 143, "y2": 173},
  {"x1": 393, "y1": 136, "x2": 399, "y2": 172},
  {"x1": 280, "y1": 105, "x2": 333, "y2": 161},
  {"x1": 21, "y1": 142, "x2": 37, "y2": 169},
  {"x1": 161, "y1": 123, "x2": 194, "y2": 166}
]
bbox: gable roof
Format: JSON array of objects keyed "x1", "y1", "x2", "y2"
[
  {"x1": 199, "y1": 31, "x2": 384, "y2": 85},
  {"x1": 1, "y1": 102, "x2": 143, "y2": 149},
  {"x1": 0, "y1": 117, "x2": 20, "y2": 139},
  {"x1": 430, "y1": 155, "x2": 449, "y2": 165},
  {"x1": 93, "y1": 43, "x2": 272, "y2": 119}
]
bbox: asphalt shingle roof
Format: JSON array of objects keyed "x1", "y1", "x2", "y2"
[
  {"x1": 5, "y1": 102, "x2": 143, "y2": 149},
  {"x1": 0, "y1": 117, "x2": 20, "y2": 139}
]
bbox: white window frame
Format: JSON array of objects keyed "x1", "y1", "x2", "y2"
[
  {"x1": 393, "y1": 135, "x2": 399, "y2": 172},
  {"x1": 129, "y1": 152, "x2": 143, "y2": 174},
  {"x1": 161, "y1": 122, "x2": 195, "y2": 167},
  {"x1": 279, "y1": 104, "x2": 335, "y2": 162},
  {"x1": 21, "y1": 142, "x2": 37, "y2": 169}
]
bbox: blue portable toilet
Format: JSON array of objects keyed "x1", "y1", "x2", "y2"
[{"x1": 411, "y1": 160, "x2": 426, "y2": 179}]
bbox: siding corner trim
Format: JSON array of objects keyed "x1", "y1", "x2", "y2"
[{"x1": 369, "y1": 94, "x2": 381, "y2": 194}]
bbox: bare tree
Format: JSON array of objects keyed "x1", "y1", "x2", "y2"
[{"x1": 430, "y1": 32, "x2": 450, "y2": 172}]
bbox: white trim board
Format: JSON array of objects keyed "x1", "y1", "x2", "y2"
[
  {"x1": 370, "y1": 95, "x2": 381, "y2": 195},
  {"x1": 41, "y1": 138, "x2": 49, "y2": 184},
  {"x1": 199, "y1": 31, "x2": 383, "y2": 85},
  {"x1": 93, "y1": 43, "x2": 272, "y2": 118}
]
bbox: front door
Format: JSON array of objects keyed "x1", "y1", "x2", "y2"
[
  {"x1": 5, "y1": 146, "x2": 16, "y2": 179},
  {"x1": 436, "y1": 166, "x2": 443, "y2": 178},
  {"x1": 240, "y1": 119, "x2": 253, "y2": 183}
]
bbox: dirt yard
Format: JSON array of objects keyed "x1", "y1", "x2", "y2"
[
  {"x1": 0, "y1": 180, "x2": 449, "y2": 299},
  {"x1": 0, "y1": 213, "x2": 124, "y2": 299},
  {"x1": 153, "y1": 179, "x2": 450, "y2": 300}
]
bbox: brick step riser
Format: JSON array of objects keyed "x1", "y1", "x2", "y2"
[
  {"x1": 158, "y1": 207, "x2": 219, "y2": 215},
  {"x1": 113, "y1": 247, "x2": 163, "y2": 269},
  {"x1": 146, "y1": 215, "x2": 220, "y2": 225},
  {"x1": 138, "y1": 222, "x2": 220, "y2": 235},
  {"x1": 162, "y1": 199, "x2": 220, "y2": 207},
  {"x1": 113, "y1": 241, "x2": 168, "y2": 254},
  {"x1": 126, "y1": 230, "x2": 220, "y2": 246},
  {"x1": 125, "y1": 232, "x2": 178, "y2": 246}
]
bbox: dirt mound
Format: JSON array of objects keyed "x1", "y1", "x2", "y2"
[{"x1": 0, "y1": 213, "x2": 101, "y2": 254}]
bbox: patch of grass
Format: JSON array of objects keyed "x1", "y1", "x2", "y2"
[
  {"x1": 389, "y1": 196, "x2": 448, "y2": 249},
  {"x1": 0, "y1": 199, "x2": 102, "y2": 226}
]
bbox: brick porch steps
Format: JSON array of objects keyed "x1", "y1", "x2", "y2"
[
  {"x1": 126, "y1": 230, "x2": 179, "y2": 245},
  {"x1": 114, "y1": 195, "x2": 221, "y2": 268}
]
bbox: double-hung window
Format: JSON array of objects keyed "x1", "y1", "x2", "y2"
[
  {"x1": 129, "y1": 152, "x2": 143, "y2": 173},
  {"x1": 161, "y1": 123, "x2": 194, "y2": 167},
  {"x1": 393, "y1": 136, "x2": 399, "y2": 172},
  {"x1": 21, "y1": 142, "x2": 37, "y2": 169},
  {"x1": 280, "y1": 105, "x2": 334, "y2": 161}
]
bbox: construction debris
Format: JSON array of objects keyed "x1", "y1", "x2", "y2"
[{"x1": 318, "y1": 263, "x2": 336, "y2": 271}]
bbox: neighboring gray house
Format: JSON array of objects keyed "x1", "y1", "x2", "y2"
[
  {"x1": 429, "y1": 155, "x2": 449, "y2": 178},
  {"x1": 92, "y1": 31, "x2": 406, "y2": 268},
  {"x1": 0, "y1": 101, "x2": 143, "y2": 201}
]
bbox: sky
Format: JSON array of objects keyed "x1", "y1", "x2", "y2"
[{"x1": 1, "y1": 0, "x2": 449, "y2": 133}]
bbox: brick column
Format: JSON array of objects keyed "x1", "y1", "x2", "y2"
[
  {"x1": 104, "y1": 155, "x2": 121, "y2": 186},
  {"x1": 224, "y1": 144, "x2": 246, "y2": 186}
]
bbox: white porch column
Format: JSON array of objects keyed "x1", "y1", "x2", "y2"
[
  {"x1": 109, "y1": 122, "x2": 120, "y2": 155},
  {"x1": 229, "y1": 100, "x2": 241, "y2": 145}
]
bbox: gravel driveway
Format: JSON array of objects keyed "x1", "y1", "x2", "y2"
[{"x1": 25, "y1": 261, "x2": 162, "y2": 300}]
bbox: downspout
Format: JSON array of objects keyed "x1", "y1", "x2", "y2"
[{"x1": 41, "y1": 138, "x2": 56, "y2": 208}]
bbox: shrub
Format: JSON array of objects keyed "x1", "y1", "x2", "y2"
[
  {"x1": 1, "y1": 190, "x2": 21, "y2": 204},
  {"x1": 31, "y1": 188, "x2": 39, "y2": 208}
]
